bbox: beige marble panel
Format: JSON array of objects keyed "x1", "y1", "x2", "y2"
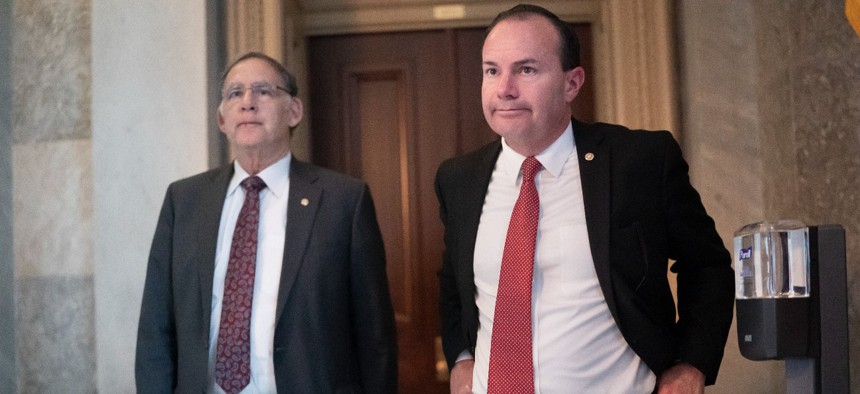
[
  {"x1": 17, "y1": 276, "x2": 95, "y2": 393},
  {"x1": 0, "y1": 0, "x2": 14, "y2": 390},
  {"x1": 676, "y1": 1, "x2": 782, "y2": 393},
  {"x1": 753, "y1": 2, "x2": 799, "y2": 221},
  {"x1": 12, "y1": 0, "x2": 91, "y2": 143},
  {"x1": 13, "y1": 139, "x2": 93, "y2": 278},
  {"x1": 677, "y1": 1, "x2": 766, "y2": 242},
  {"x1": 778, "y1": 2, "x2": 860, "y2": 390}
]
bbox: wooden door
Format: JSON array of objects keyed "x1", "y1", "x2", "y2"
[{"x1": 308, "y1": 25, "x2": 593, "y2": 393}]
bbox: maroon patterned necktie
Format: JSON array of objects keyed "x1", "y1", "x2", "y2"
[
  {"x1": 216, "y1": 176, "x2": 266, "y2": 394},
  {"x1": 487, "y1": 157, "x2": 542, "y2": 394}
]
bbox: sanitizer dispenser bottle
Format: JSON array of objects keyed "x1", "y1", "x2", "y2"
[{"x1": 733, "y1": 222, "x2": 849, "y2": 393}]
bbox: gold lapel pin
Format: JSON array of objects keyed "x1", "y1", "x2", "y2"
[
  {"x1": 585, "y1": 153, "x2": 595, "y2": 161},
  {"x1": 300, "y1": 198, "x2": 309, "y2": 206}
]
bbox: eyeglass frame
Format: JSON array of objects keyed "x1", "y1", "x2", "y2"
[{"x1": 220, "y1": 82, "x2": 294, "y2": 102}]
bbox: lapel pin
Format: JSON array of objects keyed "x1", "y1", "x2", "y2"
[
  {"x1": 585, "y1": 153, "x2": 595, "y2": 161},
  {"x1": 300, "y1": 198, "x2": 309, "y2": 206}
]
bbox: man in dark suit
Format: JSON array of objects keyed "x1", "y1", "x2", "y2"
[
  {"x1": 136, "y1": 52, "x2": 397, "y2": 393},
  {"x1": 436, "y1": 5, "x2": 734, "y2": 393}
]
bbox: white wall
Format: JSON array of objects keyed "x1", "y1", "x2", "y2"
[{"x1": 91, "y1": 1, "x2": 210, "y2": 390}]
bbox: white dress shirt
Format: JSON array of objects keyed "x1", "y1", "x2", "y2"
[
  {"x1": 470, "y1": 124, "x2": 656, "y2": 393},
  {"x1": 207, "y1": 154, "x2": 291, "y2": 394}
]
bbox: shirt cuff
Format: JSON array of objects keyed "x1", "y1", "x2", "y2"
[{"x1": 456, "y1": 350, "x2": 474, "y2": 363}]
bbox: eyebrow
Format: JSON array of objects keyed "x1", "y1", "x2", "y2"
[
  {"x1": 224, "y1": 81, "x2": 278, "y2": 88},
  {"x1": 482, "y1": 58, "x2": 539, "y2": 67}
]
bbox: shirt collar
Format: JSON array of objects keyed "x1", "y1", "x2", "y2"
[
  {"x1": 227, "y1": 153, "x2": 292, "y2": 198},
  {"x1": 499, "y1": 121, "x2": 574, "y2": 184}
]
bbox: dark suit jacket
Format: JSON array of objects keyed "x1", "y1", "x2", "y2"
[
  {"x1": 136, "y1": 157, "x2": 397, "y2": 393},
  {"x1": 435, "y1": 119, "x2": 734, "y2": 385}
]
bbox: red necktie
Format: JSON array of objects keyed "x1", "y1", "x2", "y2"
[
  {"x1": 488, "y1": 156, "x2": 542, "y2": 394},
  {"x1": 216, "y1": 176, "x2": 266, "y2": 394}
]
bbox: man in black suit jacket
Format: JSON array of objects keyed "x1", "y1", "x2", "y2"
[
  {"x1": 136, "y1": 52, "x2": 397, "y2": 393},
  {"x1": 436, "y1": 5, "x2": 733, "y2": 393}
]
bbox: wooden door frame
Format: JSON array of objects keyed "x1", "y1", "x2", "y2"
[{"x1": 223, "y1": 0, "x2": 680, "y2": 163}]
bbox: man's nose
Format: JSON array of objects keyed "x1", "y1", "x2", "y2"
[
  {"x1": 240, "y1": 89, "x2": 257, "y2": 110},
  {"x1": 497, "y1": 73, "x2": 518, "y2": 98}
]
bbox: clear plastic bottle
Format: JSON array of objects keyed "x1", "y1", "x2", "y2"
[{"x1": 733, "y1": 220, "x2": 810, "y2": 299}]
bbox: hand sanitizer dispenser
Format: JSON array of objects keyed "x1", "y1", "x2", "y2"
[
  {"x1": 733, "y1": 222, "x2": 849, "y2": 393},
  {"x1": 734, "y1": 220, "x2": 810, "y2": 359}
]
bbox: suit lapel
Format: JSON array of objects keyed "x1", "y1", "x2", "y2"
[
  {"x1": 573, "y1": 120, "x2": 619, "y2": 321},
  {"x1": 199, "y1": 165, "x2": 234, "y2": 329},
  {"x1": 460, "y1": 142, "x2": 502, "y2": 289},
  {"x1": 274, "y1": 158, "x2": 321, "y2": 324}
]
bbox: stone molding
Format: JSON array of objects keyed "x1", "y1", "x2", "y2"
[{"x1": 224, "y1": 0, "x2": 285, "y2": 62}]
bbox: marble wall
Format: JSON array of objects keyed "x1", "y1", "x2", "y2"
[
  {"x1": 769, "y1": 3, "x2": 860, "y2": 390},
  {"x1": 1, "y1": 0, "x2": 15, "y2": 391},
  {"x1": 677, "y1": 0, "x2": 860, "y2": 392},
  {"x1": 3, "y1": 0, "x2": 212, "y2": 392},
  {"x1": 91, "y1": 1, "x2": 210, "y2": 391},
  {"x1": 11, "y1": 0, "x2": 95, "y2": 392}
]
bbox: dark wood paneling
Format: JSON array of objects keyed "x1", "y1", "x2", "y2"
[{"x1": 344, "y1": 66, "x2": 415, "y2": 322}]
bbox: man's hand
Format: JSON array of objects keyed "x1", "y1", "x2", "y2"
[
  {"x1": 449, "y1": 359, "x2": 475, "y2": 394},
  {"x1": 656, "y1": 363, "x2": 705, "y2": 394}
]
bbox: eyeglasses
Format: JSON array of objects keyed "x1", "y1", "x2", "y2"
[{"x1": 221, "y1": 83, "x2": 292, "y2": 102}]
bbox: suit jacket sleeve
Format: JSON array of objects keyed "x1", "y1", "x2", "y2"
[
  {"x1": 349, "y1": 184, "x2": 398, "y2": 392},
  {"x1": 660, "y1": 132, "x2": 734, "y2": 383},
  {"x1": 135, "y1": 186, "x2": 178, "y2": 393}
]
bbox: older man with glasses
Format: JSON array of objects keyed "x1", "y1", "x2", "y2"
[{"x1": 135, "y1": 52, "x2": 397, "y2": 394}]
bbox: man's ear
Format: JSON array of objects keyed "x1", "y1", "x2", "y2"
[
  {"x1": 287, "y1": 97, "x2": 304, "y2": 128},
  {"x1": 564, "y1": 66, "x2": 586, "y2": 103},
  {"x1": 217, "y1": 105, "x2": 227, "y2": 133}
]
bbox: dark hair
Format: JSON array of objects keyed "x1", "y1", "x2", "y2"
[
  {"x1": 220, "y1": 51, "x2": 298, "y2": 96},
  {"x1": 485, "y1": 4, "x2": 580, "y2": 70}
]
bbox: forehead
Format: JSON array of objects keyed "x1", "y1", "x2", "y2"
[
  {"x1": 222, "y1": 58, "x2": 282, "y2": 86},
  {"x1": 483, "y1": 16, "x2": 560, "y2": 62}
]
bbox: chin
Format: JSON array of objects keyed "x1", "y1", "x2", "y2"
[
  {"x1": 234, "y1": 138, "x2": 266, "y2": 150},
  {"x1": 489, "y1": 122, "x2": 527, "y2": 139},
  {"x1": 234, "y1": 131, "x2": 265, "y2": 144}
]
